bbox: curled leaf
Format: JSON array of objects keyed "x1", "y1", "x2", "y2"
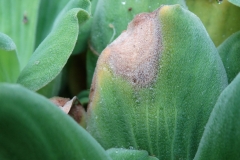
[{"x1": 17, "y1": 8, "x2": 90, "y2": 91}]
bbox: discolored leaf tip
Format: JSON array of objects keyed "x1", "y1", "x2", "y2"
[{"x1": 97, "y1": 7, "x2": 163, "y2": 88}]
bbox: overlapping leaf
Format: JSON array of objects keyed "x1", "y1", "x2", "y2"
[{"x1": 218, "y1": 31, "x2": 240, "y2": 83}]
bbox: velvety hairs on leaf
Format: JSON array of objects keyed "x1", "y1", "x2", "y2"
[
  {"x1": 218, "y1": 31, "x2": 240, "y2": 83},
  {"x1": 87, "y1": 5, "x2": 227, "y2": 159},
  {"x1": 87, "y1": 0, "x2": 186, "y2": 87},
  {"x1": 194, "y1": 73, "x2": 240, "y2": 160},
  {"x1": 17, "y1": 8, "x2": 90, "y2": 91}
]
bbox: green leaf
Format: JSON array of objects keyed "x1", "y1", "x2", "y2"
[
  {"x1": 186, "y1": 0, "x2": 240, "y2": 46},
  {"x1": 36, "y1": 0, "x2": 92, "y2": 55},
  {"x1": 229, "y1": 0, "x2": 240, "y2": 7},
  {"x1": 17, "y1": 8, "x2": 90, "y2": 91},
  {"x1": 35, "y1": 0, "x2": 69, "y2": 48},
  {"x1": 0, "y1": 33, "x2": 20, "y2": 83},
  {"x1": 51, "y1": 0, "x2": 91, "y2": 55},
  {"x1": 87, "y1": 5, "x2": 228, "y2": 159},
  {"x1": 52, "y1": 0, "x2": 91, "y2": 29},
  {"x1": 107, "y1": 148, "x2": 159, "y2": 160},
  {"x1": 218, "y1": 31, "x2": 240, "y2": 83},
  {"x1": 194, "y1": 73, "x2": 240, "y2": 160},
  {"x1": 77, "y1": 90, "x2": 90, "y2": 105},
  {"x1": 0, "y1": 0, "x2": 39, "y2": 69},
  {"x1": 0, "y1": 83, "x2": 111, "y2": 160}
]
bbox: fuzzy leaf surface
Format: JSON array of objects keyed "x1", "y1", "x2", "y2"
[
  {"x1": 218, "y1": 31, "x2": 240, "y2": 83},
  {"x1": 87, "y1": 0, "x2": 186, "y2": 87},
  {"x1": 17, "y1": 8, "x2": 90, "y2": 91},
  {"x1": 194, "y1": 73, "x2": 240, "y2": 160},
  {"x1": 87, "y1": 5, "x2": 227, "y2": 159},
  {"x1": 35, "y1": 0, "x2": 70, "y2": 48}
]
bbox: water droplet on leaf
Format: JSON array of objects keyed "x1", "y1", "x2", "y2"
[
  {"x1": 34, "y1": 61, "x2": 40, "y2": 65},
  {"x1": 129, "y1": 146, "x2": 134, "y2": 150}
]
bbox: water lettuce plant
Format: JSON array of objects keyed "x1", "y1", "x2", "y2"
[{"x1": 0, "y1": 0, "x2": 240, "y2": 159}]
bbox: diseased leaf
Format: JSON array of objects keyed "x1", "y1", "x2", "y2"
[
  {"x1": 87, "y1": 5, "x2": 227, "y2": 159},
  {"x1": 0, "y1": 83, "x2": 111, "y2": 160},
  {"x1": 0, "y1": 33, "x2": 20, "y2": 83},
  {"x1": 87, "y1": 0, "x2": 186, "y2": 89},
  {"x1": 194, "y1": 73, "x2": 240, "y2": 160},
  {"x1": 218, "y1": 31, "x2": 240, "y2": 83},
  {"x1": 17, "y1": 8, "x2": 90, "y2": 91},
  {"x1": 90, "y1": 0, "x2": 186, "y2": 54}
]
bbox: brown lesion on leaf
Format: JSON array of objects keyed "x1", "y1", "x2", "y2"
[{"x1": 98, "y1": 8, "x2": 162, "y2": 88}]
